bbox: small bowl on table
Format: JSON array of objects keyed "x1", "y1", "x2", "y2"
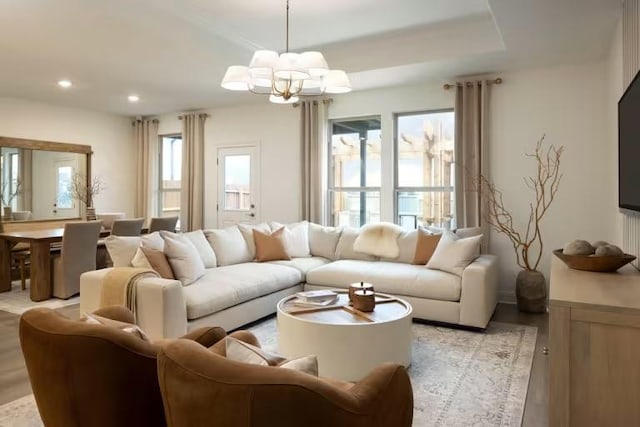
[{"x1": 553, "y1": 249, "x2": 636, "y2": 272}]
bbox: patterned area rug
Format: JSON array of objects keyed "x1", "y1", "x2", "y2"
[
  {"x1": 0, "y1": 320, "x2": 536, "y2": 427},
  {"x1": 0, "y1": 281, "x2": 79, "y2": 315}
]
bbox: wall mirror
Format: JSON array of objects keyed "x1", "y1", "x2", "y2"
[{"x1": 0, "y1": 137, "x2": 92, "y2": 223}]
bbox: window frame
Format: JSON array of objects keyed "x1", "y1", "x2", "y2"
[
  {"x1": 158, "y1": 133, "x2": 183, "y2": 218},
  {"x1": 393, "y1": 108, "x2": 456, "y2": 229},
  {"x1": 327, "y1": 115, "x2": 382, "y2": 227}
]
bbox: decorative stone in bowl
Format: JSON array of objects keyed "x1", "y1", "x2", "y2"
[{"x1": 553, "y1": 249, "x2": 636, "y2": 272}]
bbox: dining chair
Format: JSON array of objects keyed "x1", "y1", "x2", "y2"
[
  {"x1": 148, "y1": 216, "x2": 178, "y2": 233},
  {"x1": 110, "y1": 218, "x2": 145, "y2": 236},
  {"x1": 51, "y1": 221, "x2": 103, "y2": 299}
]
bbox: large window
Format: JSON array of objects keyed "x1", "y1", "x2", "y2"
[
  {"x1": 395, "y1": 110, "x2": 455, "y2": 229},
  {"x1": 159, "y1": 135, "x2": 182, "y2": 218},
  {"x1": 329, "y1": 117, "x2": 381, "y2": 227}
]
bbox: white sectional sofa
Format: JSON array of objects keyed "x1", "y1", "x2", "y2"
[{"x1": 80, "y1": 222, "x2": 498, "y2": 340}]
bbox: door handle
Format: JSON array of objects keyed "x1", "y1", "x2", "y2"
[{"x1": 248, "y1": 213, "x2": 255, "y2": 218}]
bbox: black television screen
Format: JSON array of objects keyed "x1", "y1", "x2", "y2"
[{"x1": 619, "y1": 70, "x2": 640, "y2": 212}]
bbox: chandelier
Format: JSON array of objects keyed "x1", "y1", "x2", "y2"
[{"x1": 220, "y1": 0, "x2": 352, "y2": 104}]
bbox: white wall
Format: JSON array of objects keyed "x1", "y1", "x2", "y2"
[
  {"x1": 156, "y1": 103, "x2": 300, "y2": 228},
  {"x1": 0, "y1": 97, "x2": 135, "y2": 216},
  {"x1": 608, "y1": 18, "x2": 624, "y2": 247},
  {"x1": 489, "y1": 62, "x2": 616, "y2": 301}
]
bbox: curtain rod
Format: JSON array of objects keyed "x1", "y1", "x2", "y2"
[
  {"x1": 178, "y1": 113, "x2": 210, "y2": 119},
  {"x1": 443, "y1": 77, "x2": 503, "y2": 90},
  {"x1": 131, "y1": 118, "x2": 159, "y2": 126}
]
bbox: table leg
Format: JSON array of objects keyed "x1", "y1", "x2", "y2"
[
  {"x1": 0, "y1": 239, "x2": 12, "y2": 292},
  {"x1": 30, "y1": 241, "x2": 52, "y2": 301}
]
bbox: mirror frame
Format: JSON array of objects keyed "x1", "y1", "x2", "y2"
[{"x1": 0, "y1": 136, "x2": 93, "y2": 224}]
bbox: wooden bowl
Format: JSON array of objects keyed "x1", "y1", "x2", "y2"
[{"x1": 553, "y1": 249, "x2": 636, "y2": 272}]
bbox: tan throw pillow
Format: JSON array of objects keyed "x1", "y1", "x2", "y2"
[
  {"x1": 224, "y1": 337, "x2": 318, "y2": 376},
  {"x1": 253, "y1": 227, "x2": 291, "y2": 262},
  {"x1": 81, "y1": 313, "x2": 149, "y2": 341},
  {"x1": 413, "y1": 229, "x2": 442, "y2": 265},
  {"x1": 224, "y1": 336, "x2": 286, "y2": 366},
  {"x1": 141, "y1": 247, "x2": 175, "y2": 279}
]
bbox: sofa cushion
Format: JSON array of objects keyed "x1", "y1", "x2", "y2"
[
  {"x1": 270, "y1": 221, "x2": 311, "y2": 258},
  {"x1": 308, "y1": 223, "x2": 342, "y2": 260},
  {"x1": 238, "y1": 223, "x2": 272, "y2": 259},
  {"x1": 183, "y1": 230, "x2": 217, "y2": 268},
  {"x1": 305, "y1": 260, "x2": 461, "y2": 302},
  {"x1": 427, "y1": 230, "x2": 482, "y2": 276},
  {"x1": 162, "y1": 233, "x2": 206, "y2": 286},
  {"x1": 104, "y1": 232, "x2": 164, "y2": 267},
  {"x1": 380, "y1": 230, "x2": 418, "y2": 264},
  {"x1": 182, "y1": 263, "x2": 303, "y2": 320},
  {"x1": 205, "y1": 226, "x2": 252, "y2": 266},
  {"x1": 268, "y1": 257, "x2": 331, "y2": 281},
  {"x1": 335, "y1": 228, "x2": 377, "y2": 261}
]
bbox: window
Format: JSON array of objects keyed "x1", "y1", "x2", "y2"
[
  {"x1": 159, "y1": 135, "x2": 182, "y2": 219},
  {"x1": 395, "y1": 110, "x2": 455, "y2": 229},
  {"x1": 329, "y1": 117, "x2": 381, "y2": 227}
]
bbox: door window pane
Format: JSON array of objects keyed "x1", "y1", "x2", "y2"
[
  {"x1": 224, "y1": 155, "x2": 251, "y2": 210},
  {"x1": 56, "y1": 166, "x2": 73, "y2": 209}
]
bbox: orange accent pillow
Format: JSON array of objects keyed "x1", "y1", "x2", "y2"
[
  {"x1": 413, "y1": 229, "x2": 442, "y2": 265},
  {"x1": 253, "y1": 227, "x2": 291, "y2": 262},
  {"x1": 140, "y1": 247, "x2": 175, "y2": 279}
]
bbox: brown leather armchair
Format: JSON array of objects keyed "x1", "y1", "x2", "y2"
[
  {"x1": 19, "y1": 306, "x2": 242, "y2": 427},
  {"x1": 157, "y1": 335, "x2": 414, "y2": 427}
]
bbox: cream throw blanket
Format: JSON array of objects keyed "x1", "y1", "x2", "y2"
[
  {"x1": 353, "y1": 222, "x2": 405, "y2": 258},
  {"x1": 100, "y1": 267, "x2": 160, "y2": 321}
]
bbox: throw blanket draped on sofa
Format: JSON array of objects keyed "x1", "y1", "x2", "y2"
[
  {"x1": 100, "y1": 268, "x2": 159, "y2": 321},
  {"x1": 353, "y1": 222, "x2": 405, "y2": 258}
]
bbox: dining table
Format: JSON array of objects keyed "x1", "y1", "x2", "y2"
[{"x1": 0, "y1": 228, "x2": 110, "y2": 302}]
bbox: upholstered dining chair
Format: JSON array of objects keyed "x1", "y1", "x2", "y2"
[
  {"x1": 19, "y1": 306, "x2": 250, "y2": 427},
  {"x1": 110, "y1": 218, "x2": 145, "y2": 236},
  {"x1": 157, "y1": 336, "x2": 414, "y2": 427},
  {"x1": 148, "y1": 216, "x2": 179, "y2": 233},
  {"x1": 51, "y1": 221, "x2": 103, "y2": 299}
]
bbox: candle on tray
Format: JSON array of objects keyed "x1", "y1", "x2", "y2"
[
  {"x1": 348, "y1": 282, "x2": 374, "y2": 302},
  {"x1": 353, "y1": 288, "x2": 376, "y2": 312}
]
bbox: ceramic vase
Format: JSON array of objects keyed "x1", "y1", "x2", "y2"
[{"x1": 516, "y1": 269, "x2": 547, "y2": 313}]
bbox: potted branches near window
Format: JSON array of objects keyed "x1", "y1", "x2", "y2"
[
  {"x1": 69, "y1": 174, "x2": 106, "y2": 221},
  {"x1": 1, "y1": 179, "x2": 21, "y2": 220},
  {"x1": 479, "y1": 136, "x2": 563, "y2": 313}
]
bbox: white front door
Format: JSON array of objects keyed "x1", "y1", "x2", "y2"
[
  {"x1": 53, "y1": 159, "x2": 79, "y2": 218},
  {"x1": 217, "y1": 145, "x2": 260, "y2": 227}
]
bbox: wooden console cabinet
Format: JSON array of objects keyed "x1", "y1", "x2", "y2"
[{"x1": 549, "y1": 257, "x2": 640, "y2": 426}]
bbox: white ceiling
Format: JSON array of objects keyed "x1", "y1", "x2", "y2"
[{"x1": 0, "y1": 0, "x2": 622, "y2": 116}]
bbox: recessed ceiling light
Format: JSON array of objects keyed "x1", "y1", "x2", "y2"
[
  {"x1": 57, "y1": 80, "x2": 72, "y2": 88},
  {"x1": 128, "y1": 94, "x2": 140, "y2": 103}
]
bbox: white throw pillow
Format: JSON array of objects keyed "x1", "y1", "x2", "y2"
[
  {"x1": 426, "y1": 229, "x2": 482, "y2": 276},
  {"x1": 308, "y1": 223, "x2": 342, "y2": 260},
  {"x1": 335, "y1": 228, "x2": 378, "y2": 261},
  {"x1": 141, "y1": 231, "x2": 165, "y2": 251},
  {"x1": 270, "y1": 221, "x2": 311, "y2": 258},
  {"x1": 381, "y1": 229, "x2": 418, "y2": 264},
  {"x1": 162, "y1": 233, "x2": 205, "y2": 286},
  {"x1": 104, "y1": 236, "x2": 141, "y2": 267},
  {"x1": 238, "y1": 223, "x2": 271, "y2": 259},
  {"x1": 131, "y1": 247, "x2": 153, "y2": 269},
  {"x1": 162, "y1": 230, "x2": 217, "y2": 268},
  {"x1": 204, "y1": 226, "x2": 252, "y2": 266}
]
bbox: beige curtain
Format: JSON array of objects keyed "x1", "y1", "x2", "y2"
[
  {"x1": 454, "y1": 81, "x2": 489, "y2": 229},
  {"x1": 180, "y1": 113, "x2": 207, "y2": 231},
  {"x1": 134, "y1": 119, "x2": 159, "y2": 221},
  {"x1": 300, "y1": 100, "x2": 328, "y2": 224},
  {"x1": 18, "y1": 148, "x2": 32, "y2": 211}
]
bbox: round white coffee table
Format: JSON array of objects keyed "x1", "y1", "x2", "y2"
[{"x1": 277, "y1": 291, "x2": 412, "y2": 381}]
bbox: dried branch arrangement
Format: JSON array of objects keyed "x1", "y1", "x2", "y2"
[
  {"x1": 69, "y1": 173, "x2": 106, "y2": 207},
  {"x1": 1, "y1": 179, "x2": 21, "y2": 207},
  {"x1": 479, "y1": 135, "x2": 563, "y2": 271}
]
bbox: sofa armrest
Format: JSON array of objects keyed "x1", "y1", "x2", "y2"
[
  {"x1": 135, "y1": 277, "x2": 187, "y2": 340},
  {"x1": 458, "y1": 254, "x2": 498, "y2": 328},
  {"x1": 80, "y1": 268, "x2": 187, "y2": 340}
]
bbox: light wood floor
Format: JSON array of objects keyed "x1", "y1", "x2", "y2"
[{"x1": 0, "y1": 303, "x2": 549, "y2": 426}]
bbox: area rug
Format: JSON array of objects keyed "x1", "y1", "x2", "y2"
[
  {"x1": 0, "y1": 281, "x2": 79, "y2": 315},
  {"x1": 0, "y1": 320, "x2": 536, "y2": 427}
]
